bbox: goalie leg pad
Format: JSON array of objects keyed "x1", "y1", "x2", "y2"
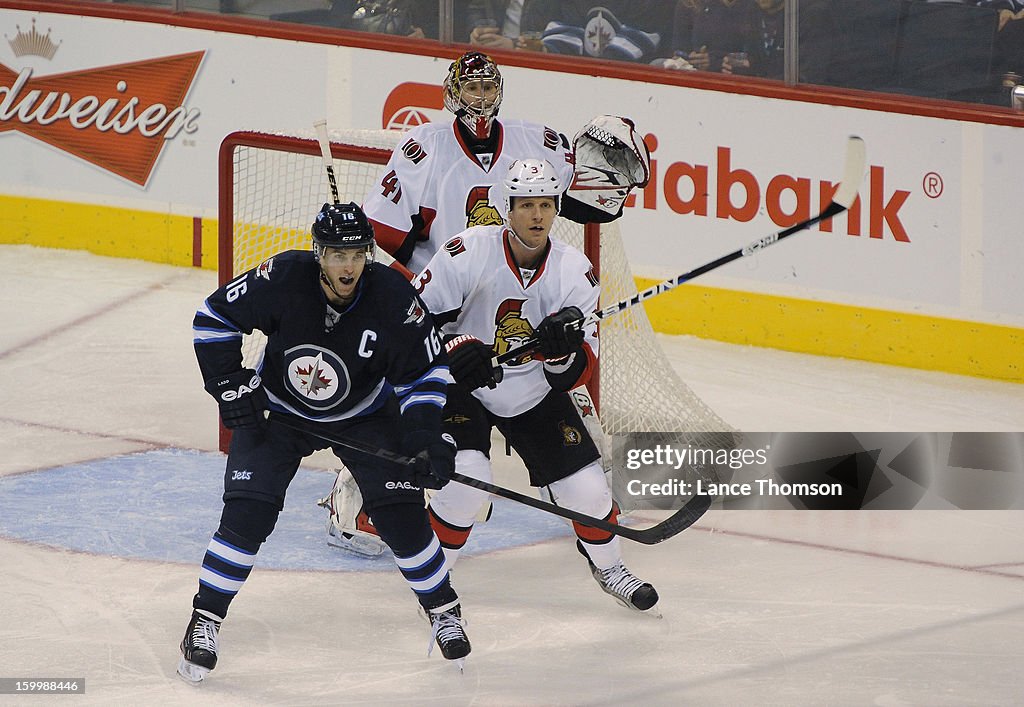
[{"x1": 320, "y1": 466, "x2": 387, "y2": 557}]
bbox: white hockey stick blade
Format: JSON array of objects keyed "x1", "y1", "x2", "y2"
[{"x1": 832, "y1": 135, "x2": 866, "y2": 209}]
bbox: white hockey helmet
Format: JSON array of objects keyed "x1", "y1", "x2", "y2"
[
  {"x1": 444, "y1": 51, "x2": 503, "y2": 140},
  {"x1": 503, "y1": 158, "x2": 562, "y2": 216}
]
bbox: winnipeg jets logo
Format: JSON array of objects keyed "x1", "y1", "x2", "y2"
[
  {"x1": 294, "y1": 353, "x2": 333, "y2": 396},
  {"x1": 256, "y1": 258, "x2": 274, "y2": 280},
  {"x1": 404, "y1": 299, "x2": 426, "y2": 325},
  {"x1": 584, "y1": 11, "x2": 616, "y2": 57},
  {"x1": 283, "y1": 345, "x2": 351, "y2": 410}
]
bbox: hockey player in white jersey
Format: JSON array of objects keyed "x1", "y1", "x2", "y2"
[
  {"x1": 414, "y1": 159, "x2": 659, "y2": 613},
  {"x1": 325, "y1": 49, "x2": 651, "y2": 556},
  {"x1": 362, "y1": 50, "x2": 649, "y2": 275}
]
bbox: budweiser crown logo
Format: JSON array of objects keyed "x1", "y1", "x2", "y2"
[{"x1": 6, "y1": 19, "x2": 60, "y2": 60}]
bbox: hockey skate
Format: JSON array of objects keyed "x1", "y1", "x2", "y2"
[
  {"x1": 177, "y1": 610, "x2": 221, "y2": 684},
  {"x1": 579, "y1": 542, "x2": 660, "y2": 613},
  {"x1": 426, "y1": 602, "x2": 471, "y2": 670}
]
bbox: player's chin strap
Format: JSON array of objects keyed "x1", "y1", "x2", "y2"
[
  {"x1": 508, "y1": 227, "x2": 545, "y2": 252},
  {"x1": 269, "y1": 414, "x2": 711, "y2": 545},
  {"x1": 320, "y1": 271, "x2": 344, "y2": 299}
]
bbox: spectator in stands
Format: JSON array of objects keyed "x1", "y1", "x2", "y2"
[
  {"x1": 668, "y1": 0, "x2": 832, "y2": 83},
  {"x1": 271, "y1": 1, "x2": 436, "y2": 39},
  {"x1": 670, "y1": 0, "x2": 758, "y2": 74},
  {"x1": 525, "y1": 1, "x2": 674, "y2": 63},
  {"x1": 463, "y1": 1, "x2": 551, "y2": 52},
  {"x1": 973, "y1": 0, "x2": 1024, "y2": 86}
]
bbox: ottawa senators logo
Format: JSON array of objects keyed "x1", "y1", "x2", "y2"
[
  {"x1": 401, "y1": 137, "x2": 427, "y2": 164},
  {"x1": 493, "y1": 298, "x2": 534, "y2": 366},
  {"x1": 559, "y1": 421, "x2": 582, "y2": 446},
  {"x1": 443, "y1": 236, "x2": 467, "y2": 257},
  {"x1": 465, "y1": 186, "x2": 503, "y2": 227}
]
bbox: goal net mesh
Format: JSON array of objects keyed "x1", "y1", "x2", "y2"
[{"x1": 222, "y1": 129, "x2": 733, "y2": 502}]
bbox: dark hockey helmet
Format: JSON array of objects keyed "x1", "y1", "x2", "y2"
[
  {"x1": 311, "y1": 202, "x2": 375, "y2": 261},
  {"x1": 444, "y1": 51, "x2": 503, "y2": 139}
]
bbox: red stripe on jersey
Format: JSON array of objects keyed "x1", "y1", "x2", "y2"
[
  {"x1": 371, "y1": 218, "x2": 411, "y2": 258},
  {"x1": 502, "y1": 229, "x2": 551, "y2": 289},
  {"x1": 573, "y1": 502, "x2": 620, "y2": 544},
  {"x1": 388, "y1": 260, "x2": 415, "y2": 281},
  {"x1": 502, "y1": 229, "x2": 525, "y2": 288},
  {"x1": 418, "y1": 206, "x2": 437, "y2": 241},
  {"x1": 452, "y1": 120, "x2": 504, "y2": 172},
  {"x1": 429, "y1": 505, "x2": 473, "y2": 550}
]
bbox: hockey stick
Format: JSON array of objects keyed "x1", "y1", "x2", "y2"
[
  {"x1": 313, "y1": 119, "x2": 341, "y2": 205},
  {"x1": 270, "y1": 414, "x2": 709, "y2": 545},
  {"x1": 493, "y1": 135, "x2": 867, "y2": 366}
]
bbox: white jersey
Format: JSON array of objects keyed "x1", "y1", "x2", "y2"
[
  {"x1": 414, "y1": 225, "x2": 599, "y2": 417},
  {"x1": 363, "y1": 119, "x2": 575, "y2": 274}
]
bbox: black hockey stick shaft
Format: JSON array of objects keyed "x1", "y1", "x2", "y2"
[
  {"x1": 493, "y1": 135, "x2": 866, "y2": 367},
  {"x1": 314, "y1": 119, "x2": 341, "y2": 205},
  {"x1": 270, "y1": 414, "x2": 707, "y2": 544}
]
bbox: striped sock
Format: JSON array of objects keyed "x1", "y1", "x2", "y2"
[{"x1": 194, "y1": 532, "x2": 257, "y2": 619}]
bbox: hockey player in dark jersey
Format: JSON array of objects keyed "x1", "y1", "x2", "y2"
[{"x1": 177, "y1": 202, "x2": 470, "y2": 683}]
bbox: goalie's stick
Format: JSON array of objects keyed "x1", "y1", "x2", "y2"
[
  {"x1": 493, "y1": 135, "x2": 867, "y2": 367},
  {"x1": 271, "y1": 414, "x2": 710, "y2": 545},
  {"x1": 313, "y1": 119, "x2": 341, "y2": 205}
]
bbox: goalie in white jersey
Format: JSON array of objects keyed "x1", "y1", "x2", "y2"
[
  {"x1": 323, "y1": 50, "x2": 651, "y2": 556},
  {"x1": 362, "y1": 50, "x2": 650, "y2": 276},
  {"x1": 414, "y1": 159, "x2": 659, "y2": 613}
]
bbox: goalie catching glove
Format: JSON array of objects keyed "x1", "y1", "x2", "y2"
[
  {"x1": 403, "y1": 431, "x2": 458, "y2": 490},
  {"x1": 204, "y1": 368, "x2": 267, "y2": 429},
  {"x1": 446, "y1": 334, "x2": 503, "y2": 391},
  {"x1": 535, "y1": 306, "x2": 585, "y2": 360},
  {"x1": 569, "y1": 115, "x2": 651, "y2": 221}
]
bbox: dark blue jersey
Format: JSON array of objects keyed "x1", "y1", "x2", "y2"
[{"x1": 193, "y1": 251, "x2": 449, "y2": 434}]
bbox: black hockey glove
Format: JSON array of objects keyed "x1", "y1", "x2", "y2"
[
  {"x1": 204, "y1": 369, "x2": 268, "y2": 430},
  {"x1": 445, "y1": 334, "x2": 503, "y2": 391},
  {"x1": 403, "y1": 432, "x2": 457, "y2": 490},
  {"x1": 535, "y1": 307, "x2": 585, "y2": 360}
]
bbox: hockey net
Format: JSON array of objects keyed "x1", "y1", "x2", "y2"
[{"x1": 219, "y1": 130, "x2": 733, "y2": 500}]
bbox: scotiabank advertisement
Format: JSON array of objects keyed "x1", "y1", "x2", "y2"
[{"x1": 1, "y1": 7, "x2": 1022, "y2": 328}]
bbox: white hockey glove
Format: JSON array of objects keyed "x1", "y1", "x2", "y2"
[{"x1": 569, "y1": 115, "x2": 651, "y2": 220}]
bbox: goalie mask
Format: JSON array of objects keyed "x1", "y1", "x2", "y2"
[
  {"x1": 311, "y1": 202, "x2": 376, "y2": 262},
  {"x1": 503, "y1": 158, "x2": 563, "y2": 217},
  {"x1": 444, "y1": 51, "x2": 503, "y2": 140}
]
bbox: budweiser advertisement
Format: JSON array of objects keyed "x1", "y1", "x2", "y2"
[{"x1": 1, "y1": 19, "x2": 203, "y2": 186}]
